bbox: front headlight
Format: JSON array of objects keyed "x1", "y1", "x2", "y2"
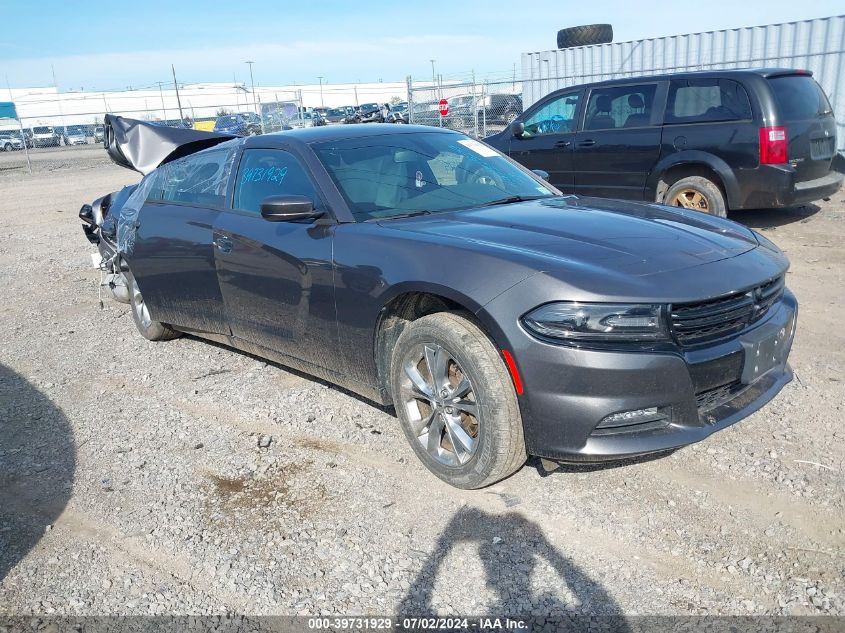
[{"x1": 522, "y1": 302, "x2": 668, "y2": 343}]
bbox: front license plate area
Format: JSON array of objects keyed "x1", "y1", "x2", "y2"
[{"x1": 740, "y1": 319, "x2": 791, "y2": 384}]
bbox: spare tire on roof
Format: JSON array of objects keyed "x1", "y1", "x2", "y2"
[{"x1": 557, "y1": 24, "x2": 613, "y2": 49}]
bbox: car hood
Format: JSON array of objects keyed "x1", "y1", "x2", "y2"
[{"x1": 380, "y1": 196, "x2": 759, "y2": 277}]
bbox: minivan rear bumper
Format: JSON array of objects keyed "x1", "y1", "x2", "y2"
[{"x1": 738, "y1": 163, "x2": 843, "y2": 209}]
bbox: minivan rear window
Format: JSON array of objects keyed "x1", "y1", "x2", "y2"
[
  {"x1": 665, "y1": 79, "x2": 752, "y2": 124},
  {"x1": 768, "y1": 75, "x2": 833, "y2": 120}
]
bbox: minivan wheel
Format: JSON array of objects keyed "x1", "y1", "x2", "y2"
[
  {"x1": 127, "y1": 271, "x2": 181, "y2": 342},
  {"x1": 664, "y1": 176, "x2": 727, "y2": 217},
  {"x1": 390, "y1": 312, "x2": 527, "y2": 489}
]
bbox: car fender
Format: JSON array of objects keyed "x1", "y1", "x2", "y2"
[{"x1": 646, "y1": 150, "x2": 741, "y2": 208}]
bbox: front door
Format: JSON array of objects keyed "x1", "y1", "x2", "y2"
[
  {"x1": 213, "y1": 147, "x2": 337, "y2": 369},
  {"x1": 573, "y1": 82, "x2": 664, "y2": 200},
  {"x1": 508, "y1": 89, "x2": 583, "y2": 192},
  {"x1": 129, "y1": 147, "x2": 235, "y2": 335}
]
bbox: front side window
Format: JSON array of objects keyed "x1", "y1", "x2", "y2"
[
  {"x1": 148, "y1": 147, "x2": 235, "y2": 207},
  {"x1": 666, "y1": 79, "x2": 752, "y2": 124},
  {"x1": 233, "y1": 149, "x2": 319, "y2": 214},
  {"x1": 313, "y1": 132, "x2": 555, "y2": 222},
  {"x1": 522, "y1": 91, "x2": 581, "y2": 137},
  {"x1": 584, "y1": 84, "x2": 657, "y2": 130}
]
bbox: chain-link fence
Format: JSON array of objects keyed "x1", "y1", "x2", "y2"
[
  {"x1": 407, "y1": 78, "x2": 525, "y2": 139},
  {"x1": 0, "y1": 81, "x2": 408, "y2": 174}
]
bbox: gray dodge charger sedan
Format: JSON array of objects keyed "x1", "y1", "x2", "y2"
[{"x1": 81, "y1": 117, "x2": 797, "y2": 489}]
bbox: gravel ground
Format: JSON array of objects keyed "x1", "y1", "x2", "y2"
[{"x1": 0, "y1": 153, "x2": 843, "y2": 620}]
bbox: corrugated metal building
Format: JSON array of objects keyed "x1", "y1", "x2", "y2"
[{"x1": 522, "y1": 15, "x2": 845, "y2": 149}]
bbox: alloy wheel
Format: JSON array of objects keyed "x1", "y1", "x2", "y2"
[
  {"x1": 400, "y1": 343, "x2": 480, "y2": 466},
  {"x1": 671, "y1": 188, "x2": 709, "y2": 212},
  {"x1": 131, "y1": 278, "x2": 152, "y2": 329}
]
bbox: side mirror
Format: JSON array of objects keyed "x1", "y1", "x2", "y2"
[
  {"x1": 260, "y1": 195, "x2": 324, "y2": 222},
  {"x1": 532, "y1": 169, "x2": 549, "y2": 180},
  {"x1": 511, "y1": 121, "x2": 525, "y2": 138}
]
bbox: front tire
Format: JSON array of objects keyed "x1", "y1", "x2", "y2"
[
  {"x1": 3, "y1": 143, "x2": 11, "y2": 152},
  {"x1": 390, "y1": 312, "x2": 526, "y2": 489},
  {"x1": 663, "y1": 175, "x2": 727, "y2": 217},
  {"x1": 127, "y1": 271, "x2": 181, "y2": 341}
]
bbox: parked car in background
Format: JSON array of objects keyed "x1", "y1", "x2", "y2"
[
  {"x1": 94, "y1": 126, "x2": 105, "y2": 143},
  {"x1": 82, "y1": 117, "x2": 797, "y2": 489},
  {"x1": 0, "y1": 133, "x2": 24, "y2": 151},
  {"x1": 356, "y1": 103, "x2": 383, "y2": 123},
  {"x1": 240, "y1": 112, "x2": 262, "y2": 132},
  {"x1": 64, "y1": 125, "x2": 89, "y2": 145},
  {"x1": 288, "y1": 112, "x2": 325, "y2": 128},
  {"x1": 324, "y1": 107, "x2": 351, "y2": 124},
  {"x1": 214, "y1": 113, "x2": 261, "y2": 136},
  {"x1": 485, "y1": 68, "x2": 842, "y2": 216},
  {"x1": 479, "y1": 93, "x2": 523, "y2": 125},
  {"x1": 31, "y1": 126, "x2": 61, "y2": 148},
  {"x1": 386, "y1": 102, "x2": 409, "y2": 124}
]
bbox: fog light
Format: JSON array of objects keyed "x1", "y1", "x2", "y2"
[{"x1": 595, "y1": 406, "x2": 667, "y2": 430}]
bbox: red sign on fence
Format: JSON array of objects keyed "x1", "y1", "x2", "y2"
[{"x1": 438, "y1": 99, "x2": 449, "y2": 116}]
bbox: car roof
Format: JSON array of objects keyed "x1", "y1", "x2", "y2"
[
  {"x1": 244, "y1": 123, "x2": 458, "y2": 145},
  {"x1": 555, "y1": 67, "x2": 811, "y2": 91}
]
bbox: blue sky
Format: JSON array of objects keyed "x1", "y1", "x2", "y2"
[{"x1": 1, "y1": 1, "x2": 842, "y2": 90}]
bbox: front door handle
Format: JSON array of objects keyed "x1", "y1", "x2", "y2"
[
  {"x1": 215, "y1": 236, "x2": 233, "y2": 253},
  {"x1": 577, "y1": 139, "x2": 596, "y2": 147},
  {"x1": 554, "y1": 140, "x2": 571, "y2": 148}
]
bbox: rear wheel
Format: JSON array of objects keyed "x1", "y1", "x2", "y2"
[
  {"x1": 390, "y1": 312, "x2": 526, "y2": 489},
  {"x1": 664, "y1": 175, "x2": 727, "y2": 217},
  {"x1": 127, "y1": 271, "x2": 181, "y2": 341},
  {"x1": 3, "y1": 142, "x2": 12, "y2": 152}
]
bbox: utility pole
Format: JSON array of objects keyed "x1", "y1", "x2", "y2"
[
  {"x1": 429, "y1": 59, "x2": 436, "y2": 88},
  {"x1": 171, "y1": 64, "x2": 184, "y2": 122},
  {"x1": 317, "y1": 76, "x2": 324, "y2": 108},
  {"x1": 51, "y1": 64, "x2": 66, "y2": 140},
  {"x1": 245, "y1": 61, "x2": 263, "y2": 133},
  {"x1": 156, "y1": 81, "x2": 167, "y2": 121}
]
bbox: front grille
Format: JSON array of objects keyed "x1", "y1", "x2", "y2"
[
  {"x1": 810, "y1": 136, "x2": 835, "y2": 160},
  {"x1": 696, "y1": 382, "x2": 742, "y2": 413},
  {"x1": 670, "y1": 276, "x2": 784, "y2": 347}
]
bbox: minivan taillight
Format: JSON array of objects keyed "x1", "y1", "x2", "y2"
[{"x1": 759, "y1": 126, "x2": 788, "y2": 164}]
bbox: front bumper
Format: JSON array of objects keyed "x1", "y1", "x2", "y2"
[{"x1": 492, "y1": 290, "x2": 797, "y2": 462}]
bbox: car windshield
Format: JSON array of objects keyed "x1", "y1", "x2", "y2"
[
  {"x1": 313, "y1": 131, "x2": 556, "y2": 222},
  {"x1": 67, "y1": 126, "x2": 85, "y2": 134},
  {"x1": 33, "y1": 127, "x2": 52, "y2": 134},
  {"x1": 216, "y1": 116, "x2": 239, "y2": 126}
]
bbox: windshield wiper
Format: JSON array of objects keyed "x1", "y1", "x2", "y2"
[
  {"x1": 479, "y1": 195, "x2": 549, "y2": 207},
  {"x1": 374, "y1": 210, "x2": 433, "y2": 221}
]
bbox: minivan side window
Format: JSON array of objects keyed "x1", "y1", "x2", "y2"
[
  {"x1": 522, "y1": 91, "x2": 581, "y2": 137},
  {"x1": 233, "y1": 149, "x2": 319, "y2": 214},
  {"x1": 148, "y1": 148, "x2": 235, "y2": 207},
  {"x1": 584, "y1": 84, "x2": 657, "y2": 130},
  {"x1": 666, "y1": 79, "x2": 752, "y2": 124}
]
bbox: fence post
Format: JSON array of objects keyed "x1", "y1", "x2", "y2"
[{"x1": 406, "y1": 76, "x2": 414, "y2": 124}]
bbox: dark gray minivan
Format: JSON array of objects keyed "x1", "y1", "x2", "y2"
[{"x1": 485, "y1": 69, "x2": 842, "y2": 216}]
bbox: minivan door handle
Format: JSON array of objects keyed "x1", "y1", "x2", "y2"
[
  {"x1": 577, "y1": 139, "x2": 597, "y2": 147},
  {"x1": 214, "y1": 236, "x2": 233, "y2": 253},
  {"x1": 554, "y1": 140, "x2": 572, "y2": 148}
]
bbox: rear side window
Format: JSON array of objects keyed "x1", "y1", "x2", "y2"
[
  {"x1": 584, "y1": 84, "x2": 657, "y2": 130},
  {"x1": 233, "y1": 149, "x2": 318, "y2": 214},
  {"x1": 666, "y1": 79, "x2": 752, "y2": 124},
  {"x1": 768, "y1": 75, "x2": 833, "y2": 120},
  {"x1": 148, "y1": 148, "x2": 235, "y2": 207}
]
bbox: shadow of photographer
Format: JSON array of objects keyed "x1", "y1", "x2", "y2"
[
  {"x1": 397, "y1": 506, "x2": 630, "y2": 630},
  {"x1": 0, "y1": 362, "x2": 76, "y2": 582}
]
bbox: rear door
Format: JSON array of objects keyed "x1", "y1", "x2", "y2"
[
  {"x1": 507, "y1": 89, "x2": 583, "y2": 192},
  {"x1": 768, "y1": 74, "x2": 837, "y2": 182},
  {"x1": 572, "y1": 82, "x2": 664, "y2": 199},
  {"x1": 129, "y1": 148, "x2": 235, "y2": 335}
]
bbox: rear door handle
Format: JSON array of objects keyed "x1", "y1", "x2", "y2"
[
  {"x1": 554, "y1": 140, "x2": 572, "y2": 148},
  {"x1": 215, "y1": 236, "x2": 233, "y2": 253},
  {"x1": 577, "y1": 139, "x2": 596, "y2": 147}
]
